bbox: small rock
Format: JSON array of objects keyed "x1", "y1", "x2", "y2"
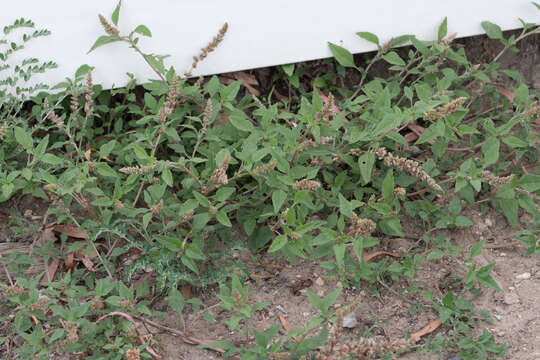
[
  {"x1": 275, "y1": 305, "x2": 287, "y2": 315},
  {"x1": 302, "y1": 312, "x2": 309, "y2": 317},
  {"x1": 499, "y1": 252, "x2": 507, "y2": 257},
  {"x1": 516, "y1": 272, "x2": 531, "y2": 280},
  {"x1": 493, "y1": 313, "x2": 502, "y2": 321},
  {"x1": 315, "y1": 277, "x2": 325, "y2": 286},
  {"x1": 503, "y1": 292, "x2": 520, "y2": 305},
  {"x1": 485, "y1": 218, "x2": 493, "y2": 227},
  {"x1": 336, "y1": 281, "x2": 343, "y2": 288},
  {"x1": 317, "y1": 290, "x2": 325, "y2": 297},
  {"x1": 342, "y1": 312, "x2": 357, "y2": 328}
]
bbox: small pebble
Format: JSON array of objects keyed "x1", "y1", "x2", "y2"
[
  {"x1": 485, "y1": 218, "x2": 493, "y2": 227},
  {"x1": 315, "y1": 277, "x2": 324, "y2": 286},
  {"x1": 275, "y1": 305, "x2": 287, "y2": 315},
  {"x1": 516, "y1": 272, "x2": 531, "y2": 280},
  {"x1": 503, "y1": 292, "x2": 520, "y2": 305},
  {"x1": 493, "y1": 313, "x2": 502, "y2": 321},
  {"x1": 342, "y1": 312, "x2": 358, "y2": 328}
]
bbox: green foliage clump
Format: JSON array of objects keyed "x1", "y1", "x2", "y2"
[{"x1": 0, "y1": 2, "x2": 539, "y2": 359}]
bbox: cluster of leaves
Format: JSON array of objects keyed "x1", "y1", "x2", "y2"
[
  {"x1": 0, "y1": 269, "x2": 158, "y2": 359},
  {"x1": 1, "y1": 2, "x2": 539, "y2": 359}
]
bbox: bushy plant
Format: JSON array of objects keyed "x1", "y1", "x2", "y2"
[{"x1": 1, "y1": 2, "x2": 539, "y2": 358}]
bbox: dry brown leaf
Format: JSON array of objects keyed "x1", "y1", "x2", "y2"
[
  {"x1": 78, "y1": 253, "x2": 96, "y2": 272},
  {"x1": 410, "y1": 318, "x2": 442, "y2": 342},
  {"x1": 363, "y1": 251, "x2": 404, "y2": 262},
  {"x1": 52, "y1": 225, "x2": 89, "y2": 239},
  {"x1": 65, "y1": 252, "x2": 75, "y2": 270},
  {"x1": 492, "y1": 84, "x2": 514, "y2": 102},
  {"x1": 404, "y1": 132, "x2": 419, "y2": 143},
  {"x1": 39, "y1": 227, "x2": 57, "y2": 243},
  {"x1": 45, "y1": 258, "x2": 59, "y2": 282},
  {"x1": 181, "y1": 284, "x2": 192, "y2": 300},
  {"x1": 277, "y1": 312, "x2": 294, "y2": 333}
]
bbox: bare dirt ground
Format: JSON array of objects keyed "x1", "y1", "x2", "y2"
[{"x1": 155, "y1": 208, "x2": 539, "y2": 360}]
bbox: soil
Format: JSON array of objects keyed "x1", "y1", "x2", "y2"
[{"x1": 0, "y1": 30, "x2": 539, "y2": 360}]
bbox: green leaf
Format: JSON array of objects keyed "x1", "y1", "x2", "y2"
[
  {"x1": 481, "y1": 21, "x2": 503, "y2": 39},
  {"x1": 193, "y1": 191, "x2": 210, "y2": 207},
  {"x1": 268, "y1": 235, "x2": 287, "y2": 253},
  {"x1": 358, "y1": 152, "x2": 375, "y2": 184},
  {"x1": 381, "y1": 169, "x2": 394, "y2": 203},
  {"x1": 214, "y1": 187, "x2": 235, "y2": 202},
  {"x1": 328, "y1": 42, "x2": 356, "y2": 68},
  {"x1": 14, "y1": 126, "x2": 33, "y2": 151},
  {"x1": 133, "y1": 24, "x2": 152, "y2": 37},
  {"x1": 382, "y1": 51, "x2": 405, "y2": 66},
  {"x1": 533, "y1": 1, "x2": 540, "y2": 10},
  {"x1": 111, "y1": 0, "x2": 121, "y2": 26},
  {"x1": 470, "y1": 240, "x2": 485, "y2": 258},
  {"x1": 500, "y1": 198, "x2": 518, "y2": 227},
  {"x1": 96, "y1": 162, "x2": 118, "y2": 178},
  {"x1": 438, "y1": 17, "x2": 448, "y2": 41},
  {"x1": 356, "y1": 31, "x2": 379, "y2": 45},
  {"x1": 455, "y1": 216, "x2": 473, "y2": 227},
  {"x1": 192, "y1": 213, "x2": 212, "y2": 231},
  {"x1": 272, "y1": 190, "x2": 287, "y2": 214},
  {"x1": 477, "y1": 263, "x2": 501, "y2": 291},
  {"x1": 285, "y1": 207, "x2": 296, "y2": 225},
  {"x1": 99, "y1": 140, "x2": 117, "y2": 158},
  {"x1": 216, "y1": 211, "x2": 232, "y2": 227},
  {"x1": 88, "y1": 35, "x2": 120, "y2": 53},
  {"x1": 281, "y1": 63, "x2": 294, "y2": 76},
  {"x1": 377, "y1": 217, "x2": 404, "y2": 236},
  {"x1": 155, "y1": 235, "x2": 182, "y2": 252},
  {"x1": 333, "y1": 243, "x2": 345, "y2": 270},
  {"x1": 162, "y1": 167, "x2": 173, "y2": 186},
  {"x1": 306, "y1": 289, "x2": 324, "y2": 311},
  {"x1": 229, "y1": 113, "x2": 253, "y2": 132},
  {"x1": 338, "y1": 194, "x2": 352, "y2": 218},
  {"x1": 168, "y1": 287, "x2": 185, "y2": 315},
  {"x1": 181, "y1": 254, "x2": 198, "y2": 273},
  {"x1": 502, "y1": 136, "x2": 528, "y2": 148},
  {"x1": 75, "y1": 64, "x2": 94, "y2": 78},
  {"x1": 91, "y1": 197, "x2": 113, "y2": 207},
  {"x1": 322, "y1": 287, "x2": 342, "y2": 311},
  {"x1": 519, "y1": 174, "x2": 540, "y2": 192},
  {"x1": 41, "y1": 153, "x2": 63, "y2": 165},
  {"x1": 481, "y1": 136, "x2": 500, "y2": 166}
]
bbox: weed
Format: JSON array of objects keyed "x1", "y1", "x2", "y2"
[{"x1": 0, "y1": 2, "x2": 539, "y2": 359}]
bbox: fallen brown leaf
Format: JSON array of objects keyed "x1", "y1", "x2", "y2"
[
  {"x1": 39, "y1": 227, "x2": 57, "y2": 243},
  {"x1": 278, "y1": 312, "x2": 294, "y2": 333},
  {"x1": 491, "y1": 84, "x2": 514, "y2": 102},
  {"x1": 181, "y1": 284, "x2": 192, "y2": 300},
  {"x1": 45, "y1": 258, "x2": 60, "y2": 282},
  {"x1": 410, "y1": 318, "x2": 442, "y2": 342},
  {"x1": 52, "y1": 225, "x2": 89, "y2": 239}
]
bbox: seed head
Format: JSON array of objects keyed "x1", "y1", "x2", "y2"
[
  {"x1": 98, "y1": 14, "x2": 120, "y2": 37},
  {"x1": 292, "y1": 179, "x2": 321, "y2": 192}
]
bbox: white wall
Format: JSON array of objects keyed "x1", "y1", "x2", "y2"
[{"x1": 2, "y1": 1, "x2": 538, "y2": 89}]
